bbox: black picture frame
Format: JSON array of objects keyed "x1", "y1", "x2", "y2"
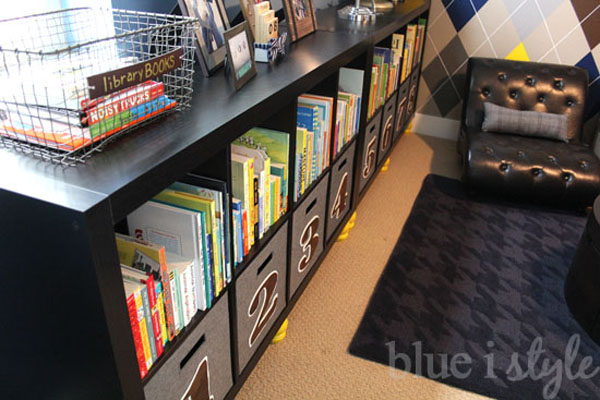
[
  {"x1": 179, "y1": 0, "x2": 231, "y2": 76},
  {"x1": 223, "y1": 22, "x2": 257, "y2": 91}
]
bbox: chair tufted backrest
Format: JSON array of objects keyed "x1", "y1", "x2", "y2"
[{"x1": 462, "y1": 57, "x2": 588, "y2": 143}]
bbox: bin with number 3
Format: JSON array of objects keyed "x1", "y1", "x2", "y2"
[{"x1": 289, "y1": 173, "x2": 329, "y2": 300}]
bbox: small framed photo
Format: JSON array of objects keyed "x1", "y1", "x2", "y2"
[
  {"x1": 179, "y1": 0, "x2": 230, "y2": 76},
  {"x1": 282, "y1": 0, "x2": 317, "y2": 42},
  {"x1": 224, "y1": 22, "x2": 257, "y2": 90},
  {"x1": 238, "y1": 0, "x2": 257, "y2": 40}
]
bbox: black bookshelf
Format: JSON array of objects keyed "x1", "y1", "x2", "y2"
[{"x1": 0, "y1": 1, "x2": 430, "y2": 399}]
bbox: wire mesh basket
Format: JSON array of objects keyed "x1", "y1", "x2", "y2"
[{"x1": 0, "y1": 8, "x2": 198, "y2": 165}]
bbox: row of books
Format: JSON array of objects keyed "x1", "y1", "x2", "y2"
[
  {"x1": 0, "y1": 80, "x2": 176, "y2": 152},
  {"x1": 401, "y1": 18, "x2": 427, "y2": 83},
  {"x1": 231, "y1": 128, "x2": 290, "y2": 262},
  {"x1": 118, "y1": 234, "x2": 191, "y2": 379},
  {"x1": 334, "y1": 67, "x2": 364, "y2": 158},
  {"x1": 295, "y1": 94, "x2": 334, "y2": 201},
  {"x1": 367, "y1": 18, "x2": 427, "y2": 119},
  {"x1": 119, "y1": 176, "x2": 232, "y2": 377}
]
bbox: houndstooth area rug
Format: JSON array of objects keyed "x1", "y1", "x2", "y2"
[{"x1": 348, "y1": 174, "x2": 600, "y2": 399}]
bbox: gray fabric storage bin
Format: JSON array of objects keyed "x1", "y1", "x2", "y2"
[
  {"x1": 235, "y1": 221, "x2": 288, "y2": 373},
  {"x1": 144, "y1": 295, "x2": 232, "y2": 400},
  {"x1": 289, "y1": 173, "x2": 329, "y2": 300},
  {"x1": 326, "y1": 141, "x2": 356, "y2": 242},
  {"x1": 378, "y1": 91, "x2": 397, "y2": 164},
  {"x1": 393, "y1": 79, "x2": 410, "y2": 142},
  {"x1": 407, "y1": 70, "x2": 419, "y2": 121},
  {"x1": 358, "y1": 111, "x2": 381, "y2": 194}
]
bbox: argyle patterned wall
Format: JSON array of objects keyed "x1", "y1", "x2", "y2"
[{"x1": 417, "y1": 0, "x2": 600, "y2": 124}]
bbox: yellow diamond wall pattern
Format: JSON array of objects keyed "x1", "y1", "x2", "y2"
[{"x1": 505, "y1": 43, "x2": 529, "y2": 62}]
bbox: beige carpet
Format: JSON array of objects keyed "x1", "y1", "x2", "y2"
[{"x1": 235, "y1": 132, "x2": 491, "y2": 400}]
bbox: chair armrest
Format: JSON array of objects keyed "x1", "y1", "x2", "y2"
[{"x1": 457, "y1": 125, "x2": 479, "y2": 184}]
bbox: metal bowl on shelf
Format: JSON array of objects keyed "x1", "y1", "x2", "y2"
[
  {"x1": 337, "y1": 0, "x2": 377, "y2": 22},
  {"x1": 360, "y1": 0, "x2": 395, "y2": 12}
]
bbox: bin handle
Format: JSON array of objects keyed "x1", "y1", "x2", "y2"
[
  {"x1": 180, "y1": 334, "x2": 206, "y2": 369},
  {"x1": 257, "y1": 253, "x2": 273, "y2": 275}
]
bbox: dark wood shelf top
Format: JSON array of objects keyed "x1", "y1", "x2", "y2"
[{"x1": 0, "y1": 0, "x2": 428, "y2": 223}]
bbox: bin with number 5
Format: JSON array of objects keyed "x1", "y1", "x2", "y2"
[
  {"x1": 289, "y1": 173, "x2": 329, "y2": 300},
  {"x1": 358, "y1": 110, "x2": 382, "y2": 194},
  {"x1": 235, "y1": 221, "x2": 288, "y2": 374}
]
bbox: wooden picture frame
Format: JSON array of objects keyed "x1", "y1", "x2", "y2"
[
  {"x1": 281, "y1": 0, "x2": 317, "y2": 42},
  {"x1": 179, "y1": 0, "x2": 231, "y2": 76},
  {"x1": 223, "y1": 22, "x2": 257, "y2": 90},
  {"x1": 238, "y1": 0, "x2": 258, "y2": 41}
]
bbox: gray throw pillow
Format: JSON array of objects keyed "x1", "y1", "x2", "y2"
[{"x1": 482, "y1": 102, "x2": 569, "y2": 142}]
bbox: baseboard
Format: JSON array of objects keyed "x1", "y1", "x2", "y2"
[{"x1": 410, "y1": 113, "x2": 460, "y2": 141}]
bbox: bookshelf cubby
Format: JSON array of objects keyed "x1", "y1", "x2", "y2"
[{"x1": 0, "y1": 1, "x2": 430, "y2": 399}]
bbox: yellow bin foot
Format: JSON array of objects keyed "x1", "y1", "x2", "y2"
[
  {"x1": 337, "y1": 211, "x2": 358, "y2": 241},
  {"x1": 380, "y1": 157, "x2": 391, "y2": 172},
  {"x1": 271, "y1": 319, "x2": 289, "y2": 344}
]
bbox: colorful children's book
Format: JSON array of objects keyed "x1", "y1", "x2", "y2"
[
  {"x1": 84, "y1": 81, "x2": 164, "y2": 126},
  {"x1": 232, "y1": 199, "x2": 242, "y2": 264},
  {"x1": 231, "y1": 153, "x2": 253, "y2": 249},
  {"x1": 152, "y1": 189, "x2": 223, "y2": 298},
  {"x1": 374, "y1": 47, "x2": 391, "y2": 104},
  {"x1": 166, "y1": 252, "x2": 197, "y2": 328},
  {"x1": 123, "y1": 280, "x2": 150, "y2": 378},
  {"x1": 270, "y1": 162, "x2": 287, "y2": 216},
  {"x1": 298, "y1": 94, "x2": 334, "y2": 170},
  {"x1": 232, "y1": 198, "x2": 244, "y2": 260},
  {"x1": 90, "y1": 95, "x2": 177, "y2": 139},
  {"x1": 235, "y1": 127, "x2": 290, "y2": 213},
  {"x1": 115, "y1": 233, "x2": 176, "y2": 341},
  {"x1": 126, "y1": 200, "x2": 210, "y2": 310},
  {"x1": 177, "y1": 175, "x2": 232, "y2": 284},
  {"x1": 414, "y1": 19, "x2": 427, "y2": 69},
  {"x1": 392, "y1": 33, "x2": 405, "y2": 54},
  {"x1": 121, "y1": 265, "x2": 164, "y2": 359},
  {"x1": 402, "y1": 24, "x2": 417, "y2": 81},
  {"x1": 297, "y1": 103, "x2": 321, "y2": 191},
  {"x1": 231, "y1": 144, "x2": 271, "y2": 238},
  {"x1": 154, "y1": 281, "x2": 168, "y2": 346}
]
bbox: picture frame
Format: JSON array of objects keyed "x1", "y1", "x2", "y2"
[
  {"x1": 238, "y1": 0, "x2": 257, "y2": 40},
  {"x1": 281, "y1": 0, "x2": 317, "y2": 42},
  {"x1": 179, "y1": 0, "x2": 231, "y2": 76},
  {"x1": 223, "y1": 22, "x2": 257, "y2": 91}
]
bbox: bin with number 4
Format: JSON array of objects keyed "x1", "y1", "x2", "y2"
[
  {"x1": 358, "y1": 110, "x2": 381, "y2": 194},
  {"x1": 235, "y1": 222, "x2": 288, "y2": 373},
  {"x1": 326, "y1": 141, "x2": 356, "y2": 242},
  {"x1": 289, "y1": 173, "x2": 329, "y2": 300},
  {"x1": 144, "y1": 296, "x2": 233, "y2": 400}
]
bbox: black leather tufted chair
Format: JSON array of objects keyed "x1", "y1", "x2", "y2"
[{"x1": 458, "y1": 57, "x2": 600, "y2": 208}]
